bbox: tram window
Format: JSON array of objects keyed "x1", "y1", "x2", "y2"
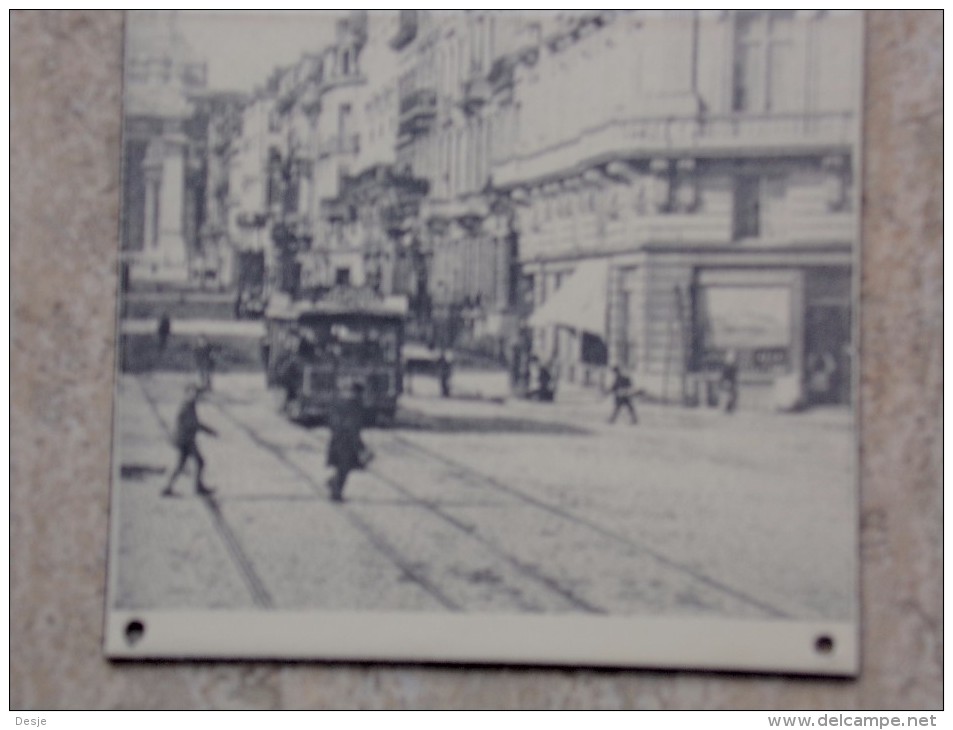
[
  {"x1": 379, "y1": 330, "x2": 398, "y2": 362},
  {"x1": 307, "y1": 323, "x2": 331, "y2": 344},
  {"x1": 330, "y1": 323, "x2": 363, "y2": 343}
]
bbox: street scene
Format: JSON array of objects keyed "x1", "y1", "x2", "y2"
[
  {"x1": 109, "y1": 11, "x2": 861, "y2": 626},
  {"x1": 113, "y1": 365, "x2": 854, "y2": 619}
]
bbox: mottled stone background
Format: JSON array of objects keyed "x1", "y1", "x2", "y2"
[{"x1": 10, "y1": 11, "x2": 942, "y2": 709}]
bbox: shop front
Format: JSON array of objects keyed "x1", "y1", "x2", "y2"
[
  {"x1": 691, "y1": 265, "x2": 851, "y2": 410},
  {"x1": 527, "y1": 258, "x2": 611, "y2": 387}
]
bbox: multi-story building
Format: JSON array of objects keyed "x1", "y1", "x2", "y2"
[
  {"x1": 306, "y1": 12, "x2": 372, "y2": 292},
  {"x1": 227, "y1": 83, "x2": 279, "y2": 304},
  {"x1": 391, "y1": 10, "x2": 530, "y2": 347},
  {"x1": 220, "y1": 10, "x2": 860, "y2": 410},
  {"x1": 189, "y1": 91, "x2": 244, "y2": 287},
  {"x1": 310, "y1": 11, "x2": 433, "y2": 314},
  {"x1": 265, "y1": 56, "x2": 320, "y2": 296},
  {"x1": 491, "y1": 10, "x2": 861, "y2": 408},
  {"x1": 234, "y1": 12, "x2": 371, "y2": 298},
  {"x1": 228, "y1": 11, "x2": 514, "y2": 327},
  {"x1": 121, "y1": 11, "x2": 208, "y2": 285}
]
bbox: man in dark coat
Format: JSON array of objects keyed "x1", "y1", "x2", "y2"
[
  {"x1": 438, "y1": 350, "x2": 452, "y2": 398},
  {"x1": 162, "y1": 384, "x2": 217, "y2": 497},
  {"x1": 607, "y1": 365, "x2": 638, "y2": 424},
  {"x1": 326, "y1": 383, "x2": 368, "y2": 503},
  {"x1": 157, "y1": 311, "x2": 171, "y2": 353}
]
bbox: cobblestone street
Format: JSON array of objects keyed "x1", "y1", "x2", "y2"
[{"x1": 110, "y1": 370, "x2": 856, "y2": 622}]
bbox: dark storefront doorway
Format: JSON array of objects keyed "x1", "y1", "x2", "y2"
[
  {"x1": 804, "y1": 267, "x2": 852, "y2": 406},
  {"x1": 804, "y1": 304, "x2": 851, "y2": 405}
]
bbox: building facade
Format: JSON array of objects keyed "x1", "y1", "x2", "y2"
[
  {"x1": 229, "y1": 84, "x2": 280, "y2": 296},
  {"x1": 491, "y1": 10, "x2": 861, "y2": 408},
  {"x1": 221, "y1": 10, "x2": 860, "y2": 409},
  {"x1": 390, "y1": 10, "x2": 532, "y2": 348},
  {"x1": 313, "y1": 11, "x2": 430, "y2": 301},
  {"x1": 122, "y1": 12, "x2": 208, "y2": 285},
  {"x1": 188, "y1": 91, "x2": 244, "y2": 287}
]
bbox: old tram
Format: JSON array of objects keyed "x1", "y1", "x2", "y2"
[{"x1": 262, "y1": 289, "x2": 408, "y2": 424}]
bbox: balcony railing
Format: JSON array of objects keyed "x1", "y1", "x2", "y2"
[
  {"x1": 461, "y1": 75, "x2": 491, "y2": 114},
  {"x1": 236, "y1": 212, "x2": 269, "y2": 229},
  {"x1": 399, "y1": 88, "x2": 438, "y2": 118},
  {"x1": 316, "y1": 134, "x2": 360, "y2": 159},
  {"x1": 398, "y1": 88, "x2": 438, "y2": 139},
  {"x1": 319, "y1": 198, "x2": 355, "y2": 222},
  {"x1": 493, "y1": 112, "x2": 855, "y2": 187}
]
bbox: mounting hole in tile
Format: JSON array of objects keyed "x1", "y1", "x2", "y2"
[
  {"x1": 814, "y1": 635, "x2": 834, "y2": 655},
  {"x1": 125, "y1": 619, "x2": 145, "y2": 645}
]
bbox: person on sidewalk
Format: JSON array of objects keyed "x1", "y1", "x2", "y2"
[
  {"x1": 526, "y1": 356, "x2": 555, "y2": 402},
  {"x1": 807, "y1": 348, "x2": 838, "y2": 405},
  {"x1": 438, "y1": 350, "x2": 453, "y2": 398},
  {"x1": 162, "y1": 384, "x2": 217, "y2": 498},
  {"x1": 326, "y1": 383, "x2": 370, "y2": 503},
  {"x1": 719, "y1": 349, "x2": 739, "y2": 413},
  {"x1": 607, "y1": 365, "x2": 638, "y2": 424},
  {"x1": 194, "y1": 335, "x2": 215, "y2": 392},
  {"x1": 156, "y1": 311, "x2": 171, "y2": 354}
]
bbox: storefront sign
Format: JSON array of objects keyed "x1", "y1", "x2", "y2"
[
  {"x1": 705, "y1": 286, "x2": 790, "y2": 347},
  {"x1": 699, "y1": 285, "x2": 792, "y2": 371}
]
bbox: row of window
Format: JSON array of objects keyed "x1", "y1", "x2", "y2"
[
  {"x1": 518, "y1": 172, "x2": 847, "y2": 244},
  {"x1": 398, "y1": 13, "x2": 497, "y2": 101},
  {"x1": 126, "y1": 57, "x2": 205, "y2": 87},
  {"x1": 511, "y1": 10, "x2": 810, "y2": 157}
]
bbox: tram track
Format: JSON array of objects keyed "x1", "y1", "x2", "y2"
[
  {"x1": 275, "y1": 412, "x2": 791, "y2": 618},
  {"x1": 207, "y1": 394, "x2": 461, "y2": 612},
  {"x1": 134, "y1": 374, "x2": 794, "y2": 618},
  {"x1": 362, "y1": 465, "x2": 607, "y2": 614},
  {"x1": 382, "y1": 431, "x2": 794, "y2": 619},
  {"x1": 134, "y1": 377, "x2": 275, "y2": 610},
  {"x1": 211, "y1": 394, "x2": 600, "y2": 613}
]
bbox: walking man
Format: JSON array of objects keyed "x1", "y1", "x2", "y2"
[
  {"x1": 607, "y1": 365, "x2": 638, "y2": 424},
  {"x1": 162, "y1": 384, "x2": 217, "y2": 497},
  {"x1": 326, "y1": 383, "x2": 369, "y2": 503}
]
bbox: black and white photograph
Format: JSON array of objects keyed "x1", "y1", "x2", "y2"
[{"x1": 105, "y1": 10, "x2": 863, "y2": 674}]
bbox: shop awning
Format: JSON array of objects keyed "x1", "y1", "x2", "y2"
[{"x1": 528, "y1": 258, "x2": 609, "y2": 337}]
